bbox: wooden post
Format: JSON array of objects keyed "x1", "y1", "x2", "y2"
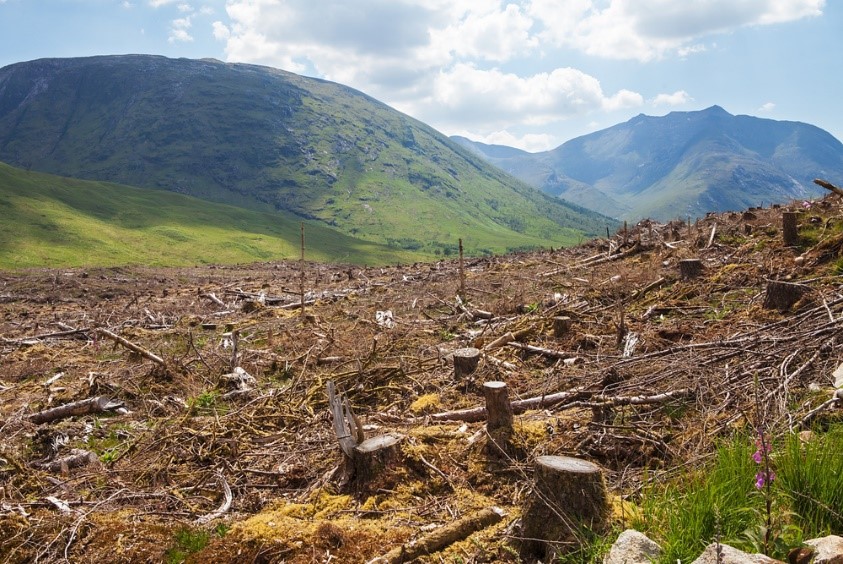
[
  {"x1": 453, "y1": 347, "x2": 481, "y2": 378},
  {"x1": 552, "y1": 316, "x2": 573, "y2": 337},
  {"x1": 521, "y1": 455, "x2": 610, "y2": 559},
  {"x1": 763, "y1": 280, "x2": 808, "y2": 311},
  {"x1": 782, "y1": 211, "x2": 799, "y2": 246},
  {"x1": 679, "y1": 258, "x2": 702, "y2": 280}
]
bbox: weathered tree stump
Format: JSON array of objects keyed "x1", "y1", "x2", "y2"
[
  {"x1": 552, "y1": 316, "x2": 573, "y2": 337},
  {"x1": 678, "y1": 258, "x2": 703, "y2": 280},
  {"x1": 453, "y1": 347, "x2": 481, "y2": 378},
  {"x1": 483, "y1": 381, "x2": 514, "y2": 457},
  {"x1": 521, "y1": 455, "x2": 610, "y2": 559},
  {"x1": 351, "y1": 433, "x2": 403, "y2": 488},
  {"x1": 763, "y1": 280, "x2": 808, "y2": 311},
  {"x1": 782, "y1": 211, "x2": 799, "y2": 246}
]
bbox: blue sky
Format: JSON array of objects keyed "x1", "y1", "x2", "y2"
[{"x1": 0, "y1": 1, "x2": 839, "y2": 152}]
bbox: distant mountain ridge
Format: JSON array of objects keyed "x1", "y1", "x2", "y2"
[
  {"x1": 452, "y1": 106, "x2": 843, "y2": 221},
  {"x1": 0, "y1": 55, "x2": 611, "y2": 257}
]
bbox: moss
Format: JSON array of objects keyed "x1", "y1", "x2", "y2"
[{"x1": 409, "y1": 393, "x2": 440, "y2": 414}]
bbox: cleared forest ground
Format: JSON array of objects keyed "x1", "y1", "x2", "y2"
[{"x1": 2, "y1": 197, "x2": 842, "y2": 562}]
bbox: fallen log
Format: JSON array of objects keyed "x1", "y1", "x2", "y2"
[
  {"x1": 425, "y1": 387, "x2": 693, "y2": 423},
  {"x1": 37, "y1": 449, "x2": 98, "y2": 473},
  {"x1": 371, "y1": 507, "x2": 505, "y2": 563},
  {"x1": 29, "y1": 396, "x2": 125, "y2": 424}
]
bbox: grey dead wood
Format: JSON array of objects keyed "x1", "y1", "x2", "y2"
[{"x1": 29, "y1": 396, "x2": 125, "y2": 424}]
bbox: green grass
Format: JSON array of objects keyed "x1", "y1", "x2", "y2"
[
  {"x1": 633, "y1": 425, "x2": 843, "y2": 562},
  {"x1": 0, "y1": 161, "x2": 425, "y2": 268}
]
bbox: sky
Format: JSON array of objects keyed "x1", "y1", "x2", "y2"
[{"x1": 0, "y1": 0, "x2": 840, "y2": 152}]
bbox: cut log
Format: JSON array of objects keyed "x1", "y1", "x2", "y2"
[
  {"x1": 453, "y1": 347, "x2": 481, "y2": 378},
  {"x1": 552, "y1": 316, "x2": 573, "y2": 337},
  {"x1": 679, "y1": 258, "x2": 703, "y2": 280},
  {"x1": 521, "y1": 455, "x2": 610, "y2": 559},
  {"x1": 95, "y1": 328, "x2": 165, "y2": 366},
  {"x1": 814, "y1": 178, "x2": 843, "y2": 197},
  {"x1": 763, "y1": 280, "x2": 809, "y2": 311},
  {"x1": 29, "y1": 396, "x2": 125, "y2": 424},
  {"x1": 782, "y1": 211, "x2": 799, "y2": 246},
  {"x1": 374, "y1": 507, "x2": 505, "y2": 563}
]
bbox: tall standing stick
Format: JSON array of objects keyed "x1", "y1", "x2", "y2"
[
  {"x1": 300, "y1": 222, "x2": 306, "y2": 319},
  {"x1": 458, "y1": 238, "x2": 465, "y2": 299}
]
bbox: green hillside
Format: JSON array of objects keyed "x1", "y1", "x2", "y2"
[
  {"x1": 0, "y1": 56, "x2": 612, "y2": 254},
  {"x1": 0, "y1": 161, "x2": 430, "y2": 268}
]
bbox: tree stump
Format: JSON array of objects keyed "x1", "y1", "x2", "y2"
[
  {"x1": 763, "y1": 280, "x2": 808, "y2": 311},
  {"x1": 678, "y1": 258, "x2": 703, "y2": 280},
  {"x1": 351, "y1": 433, "x2": 403, "y2": 489},
  {"x1": 483, "y1": 381, "x2": 514, "y2": 457},
  {"x1": 453, "y1": 347, "x2": 481, "y2": 378},
  {"x1": 552, "y1": 316, "x2": 573, "y2": 337},
  {"x1": 521, "y1": 455, "x2": 610, "y2": 559},
  {"x1": 782, "y1": 211, "x2": 799, "y2": 246}
]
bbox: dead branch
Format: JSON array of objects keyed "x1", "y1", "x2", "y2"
[
  {"x1": 37, "y1": 449, "x2": 98, "y2": 473},
  {"x1": 813, "y1": 178, "x2": 843, "y2": 197},
  {"x1": 428, "y1": 386, "x2": 590, "y2": 423},
  {"x1": 327, "y1": 381, "x2": 364, "y2": 457},
  {"x1": 371, "y1": 507, "x2": 505, "y2": 563},
  {"x1": 195, "y1": 471, "x2": 233, "y2": 524},
  {"x1": 507, "y1": 341, "x2": 578, "y2": 361},
  {"x1": 29, "y1": 396, "x2": 125, "y2": 424},
  {"x1": 95, "y1": 327, "x2": 166, "y2": 366}
]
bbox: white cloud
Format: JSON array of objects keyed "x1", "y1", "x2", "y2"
[
  {"x1": 528, "y1": 0, "x2": 825, "y2": 61},
  {"x1": 177, "y1": 3, "x2": 193, "y2": 13},
  {"x1": 429, "y1": 3, "x2": 538, "y2": 62},
  {"x1": 149, "y1": 0, "x2": 178, "y2": 7},
  {"x1": 212, "y1": 21, "x2": 230, "y2": 41},
  {"x1": 424, "y1": 64, "x2": 643, "y2": 131},
  {"x1": 168, "y1": 16, "x2": 193, "y2": 43},
  {"x1": 455, "y1": 129, "x2": 557, "y2": 152},
  {"x1": 758, "y1": 101, "x2": 776, "y2": 112},
  {"x1": 652, "y1": 90, "x2": 693, "y2": 107}
]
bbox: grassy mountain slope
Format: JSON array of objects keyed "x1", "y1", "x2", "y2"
[
  {"x1": 455, "y1": 106, "x2": 843, "y2": 221},
  {"x1": 0, "y1": 55, "x2": 611, "y2": 255},
  {"x1": 0, "y1": 161, "x2": 426, "y2": 268}
]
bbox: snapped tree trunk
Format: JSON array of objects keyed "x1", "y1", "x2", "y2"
[{"x1": 483, "y1": 381, "x2": 514, "y2": 458}]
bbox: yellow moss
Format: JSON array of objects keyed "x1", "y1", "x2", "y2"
[
  {"x1": 272, "y1": 490, "x2": 353, "y2": 520},
  {"x1": 513, "y1": 419, "x2": 550, "y2": 448},
  {"x1": 610, "y1": 494, "x2": 640, "y2": 523},
  {"x1": 409, "y1": 393, "x2": 440, "y2": 414}
]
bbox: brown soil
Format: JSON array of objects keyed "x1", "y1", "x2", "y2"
[{"x1": 2, "y1": 198, "x2": 842, "y2": 563}]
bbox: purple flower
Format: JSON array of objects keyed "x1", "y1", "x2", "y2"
[
  {"x1": 752, "y1": 450, "x2": 763, "y2": 464},
  {"x1": 755, "y1": 470, "x2": 775, "y2": 489}
]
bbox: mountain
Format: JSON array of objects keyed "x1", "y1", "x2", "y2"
[
  {"x1": 0, "y1": 160, "x2": 422, "y2": 268},
  {"x1": 454, "y1": 106, "x2": 843, "y2": 221},
  {"x1": 0, "y1": 55, "x2": 611, "y2": 257}
]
